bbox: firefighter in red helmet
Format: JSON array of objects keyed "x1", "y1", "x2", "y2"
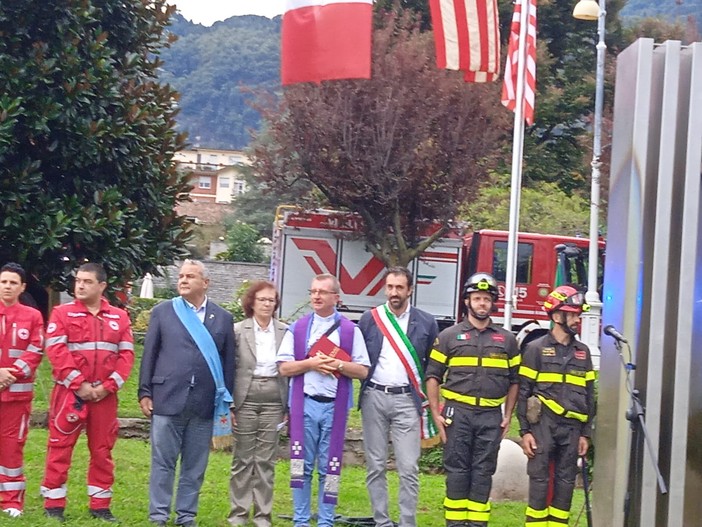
[
  {"x1": 426, "y1": 273, "x2": 520, "y2": 527},
  {"x1": 517, "y1": 285, "x2": 596, "y2": 526}
]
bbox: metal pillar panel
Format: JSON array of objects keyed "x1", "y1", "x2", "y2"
[
  {"x1": 593, "y1": 38, "x2": 655, "y2": 527},
  {"x1": 596, "y1": 39, "x2": 702, "y2": 526},
  {"x1": 642, "y1": 41, "x2": 685, "y2": 525},
  {"x1": 680, "y1": 42, "x2": 702, "y2": 524}
]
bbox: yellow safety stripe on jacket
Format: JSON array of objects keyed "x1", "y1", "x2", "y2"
[
  {"x1": 448, "y1": 356, "x2": 479, "y2": 367},
  {"x1": 449, "y1": 356, "x2": 520, "y2": 369},
  {"x1": 449, "y1": 356, "x2": 509, "y2": 369},
  {"x1": 519, "y1": 365, "x2": 538, "y2": 380},
  {"x1": 534, "y1": 371, "x2": 595, "y2": 388},
  {"x1": 537, "y1": 395, "x2": 588, "y2": 422},
  {"x1": 430, "y1": 348, "x2": 447, "y2": 364},
  {"x1": 441, "y1": 388, "x2": 505, "y2": 407}
]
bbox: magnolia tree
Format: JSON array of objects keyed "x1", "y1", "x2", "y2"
[
  {"x1": 251, "y1": 16, "x2": 511, "y2": 267},
  {"x1": 0, "y1": 0, "x2": 191, "y2": 296}
]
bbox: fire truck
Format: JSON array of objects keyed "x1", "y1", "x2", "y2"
[{"x1": 270, "y1": 208, "x2": 604, "y2": 342}]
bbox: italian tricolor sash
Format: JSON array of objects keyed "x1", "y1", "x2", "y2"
[{"x1": 370, "y1": 305, "x2": 437, "y2": 441}]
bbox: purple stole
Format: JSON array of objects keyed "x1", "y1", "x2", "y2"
[{"x1": 290, "y1": 313, "x2": 354, "y2": 504}]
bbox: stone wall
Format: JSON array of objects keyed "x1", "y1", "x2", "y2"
[{"x1": 146, "y1": 260, "x2": 269, "y2": 304}]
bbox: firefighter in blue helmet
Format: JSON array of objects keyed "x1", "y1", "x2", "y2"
[
  {"x1": 426, "y1": 273, "x2": 520, "y2": 527},
  {"x1": 518, "y1": 285, "x2": 596, "y2": 526}
]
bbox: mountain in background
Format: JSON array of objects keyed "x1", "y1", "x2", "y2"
[
  {"x1": 160, "y1": 14, "x2": 281, "y2": 150},
  {"x1": 622, "y1": 0, "x2": 702, "y2": 20},
  {"x1": 160, "y1": 2, "x2": 700, "y2": 150}
]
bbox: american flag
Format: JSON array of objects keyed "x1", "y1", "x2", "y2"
[
  {"x1": 429, "y1": 0, "x2": 501, "y2": 83},
  {"x1": 501, "y1": 0, "x2": 537, "y2": 125}
]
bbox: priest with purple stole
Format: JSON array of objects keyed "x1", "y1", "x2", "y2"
[{"x1": 277, "y1": 274, "x2": 370, "y2": 527}]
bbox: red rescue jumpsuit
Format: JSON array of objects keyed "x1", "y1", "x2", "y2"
[
  {"x1": 0, "y1": 302, "x2": 44, "y2": 512},
  {"x1": 41, "y1": 298, "x2": 134, "y2": 510}
]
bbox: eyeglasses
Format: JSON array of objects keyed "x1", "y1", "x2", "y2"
[
  {"x1": 255, "y1": 297, "x2": 276, "y2": 304},
  {"x1": 308, "y1": 289, "x2": 337, "y2": 296}
]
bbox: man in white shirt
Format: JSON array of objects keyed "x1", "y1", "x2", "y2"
[{"x1": 358, "y1": 267, "x2": 439, "y2": 527}]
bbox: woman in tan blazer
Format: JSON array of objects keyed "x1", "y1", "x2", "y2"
[{"x1": 228, "y1": 281, "x2": 288, "y2": 527}]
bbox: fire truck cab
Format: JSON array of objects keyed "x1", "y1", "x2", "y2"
[{"x1": 464, "y1": 230, "x2": 604, "y2": 348}]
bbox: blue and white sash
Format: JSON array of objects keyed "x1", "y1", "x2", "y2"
[{"x1": 173, "y1": 296, "x2": 232, "y2": 436}]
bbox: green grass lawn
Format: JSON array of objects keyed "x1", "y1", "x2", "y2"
[
  {"x1": 26, "y1": 344, "x2": 590, "y2": 525},
  {"x1": 14, "y1": 428, "x2": 590, "y2": 526}
]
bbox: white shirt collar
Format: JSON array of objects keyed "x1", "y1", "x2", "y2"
[
  {"x1": 184, "y1": 296, "x2": 208, "y2": 313},
  {"x1": 385, "y1": 302, "x2": 411, "y2": 319},
  {"x1": 254, "y1": 318, "x2": 273, "y2": 332},
  {"x1": 312, "y1": 310, "x2": 337, "y2": 323}
]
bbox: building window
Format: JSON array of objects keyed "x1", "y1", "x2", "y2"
[
  {"x1": 234, "y1": 180, "x2": 246, "y2": 194},
  {"x1": 219, "y1": 177, "x2": 230, "y2": 188},
  {"x1": 198, "y1": 176, "x2": 211, "y2": 189}
]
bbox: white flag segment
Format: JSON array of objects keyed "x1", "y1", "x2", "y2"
[
  {"x1": 429, "y1": 0, "x2": 500, "y2": 83},
  {"x1": 501, "y1": 0, "x2": 537, "y2": 125},
  {"x1": 281, "y1": 0, "x2": 373, "y2": 85}
]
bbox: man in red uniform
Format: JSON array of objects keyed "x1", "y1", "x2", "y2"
[
  {"x1": 41, "y1": 263, "x2": 134, "y2": 523},
  {"x1": 0, "y1": 262, "x2": 44, "y2": 518}
]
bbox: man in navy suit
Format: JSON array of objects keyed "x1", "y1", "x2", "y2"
[
  {"x1": 138, "y1": 260, "x2": 235, "y2": 527},
  {"x1": 358, "y1": 267, "x2": 439, "y2": 527}
]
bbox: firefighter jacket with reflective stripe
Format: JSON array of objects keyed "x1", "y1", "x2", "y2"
[
  {"x1": 45, "y1": 298, "x2": 134, "y2": 393},
  {"x1": 425, "y1": 319, "x2": 520, "y2": 406},
  {"x1": 517, "y1": 332, "x2": 595, "y2": 436},
  {"x1": 0, "y1": 302, "x2": 44, "y2": 401}
]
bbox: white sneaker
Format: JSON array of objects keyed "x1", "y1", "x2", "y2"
[{"x1": 3, "y1": 508, "x2": 22, "y2": 518}]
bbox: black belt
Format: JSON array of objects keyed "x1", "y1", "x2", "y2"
[
  {"x1": 367, "y1": 381, "x2": 412, "y2": 395},
  {"x1": 305, "y1": 394, "x2": 336, "y2": 403}
]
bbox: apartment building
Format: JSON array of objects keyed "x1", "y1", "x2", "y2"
[{"x1": 174, "y1": 148, "x2": 249, "y2": 203}]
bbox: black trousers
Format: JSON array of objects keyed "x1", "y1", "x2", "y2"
[
  {"x1": 443, "y1": 404, "x2": 502, "y2": 527},
  {"x1": 525, "y1": 412, "x2": 581, "y2": 526}
]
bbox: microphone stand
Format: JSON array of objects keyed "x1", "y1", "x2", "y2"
[{"x1": 613, "y1": 338, "x2": 667, "y2": 526}]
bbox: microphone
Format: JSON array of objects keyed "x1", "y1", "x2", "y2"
[{"x1": 604, "y1": 325, "x2": 628, "y2": 344}]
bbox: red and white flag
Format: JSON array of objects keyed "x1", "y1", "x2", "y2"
[
  {"x1": 429, "y1": 0, "x2": 501, "y2": 83},
  {"x1": 501, "y1": 0, "x2": 537, "y2": 125},
  {"x1": 281, "y1": 0, "x2": 373, "y2": 86}
]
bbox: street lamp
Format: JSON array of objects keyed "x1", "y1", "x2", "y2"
[{"x1": 573, "y1": 0, "x2": 606, "y2": 368}]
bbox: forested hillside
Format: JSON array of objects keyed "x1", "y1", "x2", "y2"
[
  {"x1": 160, "y1": 14, "x2": 280, "y2": 149},
  {"x1": 161, "y1": 1, "x2": 701, "y2": 150},
  {"x1": 622, "y1": 0, "x2": 702, "y2": 20}
]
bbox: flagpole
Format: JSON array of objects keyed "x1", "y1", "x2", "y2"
[{"x1": 503, "y1": 0, "x2": 531, "y2": 331}]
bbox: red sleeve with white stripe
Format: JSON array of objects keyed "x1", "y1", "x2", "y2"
[
  {"x1": 45, "y1": 308, "x2": 85, "y2": 391},
  {"x1": 102, "y1": 310, "x2": 135, "y2": 393},
  {"x1": 12, "y1": 308, "x2": 44, "y2": 380}
]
